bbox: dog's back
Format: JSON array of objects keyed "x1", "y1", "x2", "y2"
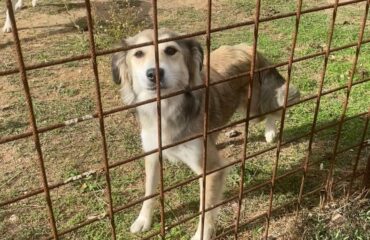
[{"x1": 209, "y1": 43, "x2": 300, "y2": 120}]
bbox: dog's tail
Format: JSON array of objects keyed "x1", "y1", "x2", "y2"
[
  {"x1": 258, "y1": 66, "x2": 301, "y2": 114},
  {"x1": 286, "y1": 84, "x2": 300, "y2": 105}
]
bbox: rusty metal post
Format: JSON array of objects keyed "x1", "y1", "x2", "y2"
[
  {"x1": 199, "y1": 1, "x2": 213, "y2": 239},
  {"x1": 83, "y1": 0, "x2": 117, "y2": 239},
  {"x1": 264, "y1": 0, "x2": 304, "y2": 238},
  {"x1": 151, "y1": 0, "x2": 166, "y2": 238},
  {"x1": 1, "y1": 0, "x2": 369, "y2": 238},
  {"x1": 326, "y1": 0, "x2": 369, "y2": 201},
  {"x1": 364, "y1": 155, "x2": 370, "y2": 189},
  {"x1": 234, "y1": 0, "x2": 261, "y2": 238},
  {"x1": 5, "y1": 0, "x2": 59, "y2": 239},
  {"x1": 348, "y1": 109, "x2": 370, "y2": 195},
  {"x1": 298, "y1": 0, "x2": 340, "y2": 207}
]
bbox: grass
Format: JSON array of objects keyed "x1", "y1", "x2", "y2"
[
  {"x1": 284, "y1": 191, "x2": 370, "y2": 240},
  {"x1": 0, "y1": 0, "x2": 369, "y2": 239}
]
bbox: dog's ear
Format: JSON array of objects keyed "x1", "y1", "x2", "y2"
[
  {"x1": 190, "y1": 39, "x2": 204, "y2": 71},
  {"x1": 112, "y1": 39, "x2": 132, "y2": 85},
  {"x1": 112, "y1": 52, "x2": 124, "y2": 84},
  {"x1": 180, "y1": 39, "x2": 204, "y2": 86},
  {"x1": 183, "y1": 39, "x2": 204, "y2": 72},
  {"x1": 111, "y1": 40, "x2": 136, "y2": 104}
]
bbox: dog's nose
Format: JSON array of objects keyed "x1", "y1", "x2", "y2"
[{"x1": 146, "y1": 68, "x2": 164, "y2": 83}]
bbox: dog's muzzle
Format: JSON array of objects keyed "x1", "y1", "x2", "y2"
[
  {"x1": 146, "y1": 68, "x2": 164, "y2": 82},
  {"x1": 146, "y1": 68, "x2": 166, "y2": 90}
]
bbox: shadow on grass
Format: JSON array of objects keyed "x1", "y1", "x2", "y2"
[
  {"x1": 152, "y1": 114, "x2": 368, "y2": 232},
  {"x1": 0, "y1": 20, "x2": 84, "y2": 50}
]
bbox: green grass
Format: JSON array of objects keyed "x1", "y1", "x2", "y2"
[
  {"x1": 0, "y1": 0, "x2": 369, "y2": 239},
  {"x1": 290, "y1": 193, "x2": 370, "y2": 240}
]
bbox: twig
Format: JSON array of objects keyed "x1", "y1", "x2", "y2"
[
  {"x1": 63, "y1": 0, "x2": 81, "y2": 31},
  {"x1": 63, "y1": 169, "x2": 100, "y2": 184},
  {"x1": 0, "y1": 171, "x2": 22, "y2": 188}
]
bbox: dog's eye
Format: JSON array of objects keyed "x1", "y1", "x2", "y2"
[
  {"x1": 164, "y1": 46, "x2": 177, "y2": 56},
  {"x1": 134, "y1": 50, "x2": 144, "y2": 58}
]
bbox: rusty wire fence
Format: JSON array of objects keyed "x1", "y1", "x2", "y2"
[{"x1": 1, "y1": 0, "x2": 370, "y2": 239}]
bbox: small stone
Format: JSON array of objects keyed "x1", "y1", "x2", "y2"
[
  {"x1": 9, "y1": 214, "x2": 19, "y2": 223},
  {"x1": 226, "y1": 130, "x2": 241, "y2": 138},
  {"x1": 87, "y1": 215, "x2": 98, "y2": 220},
  {"x1": 0, "y1": 104, "x2": 11, "y2": 111},
  {"x1": 329, "y1": 202, "x2": 338, "y2": 208},
  {"x1": 330, "y1": 213, "x2": 346, "y2": 226},
  {"x1": 265, "y1": 236, "x2": 277, "y2": 240}
]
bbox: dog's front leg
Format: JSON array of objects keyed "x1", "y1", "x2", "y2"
[
  {"x1": 3, "y1": 0, "x2": 17, "y2": 33},
  {"x1": 130, "y1": 153, "x2": 160, "y2": 233},
  {"x1": 14, "y1": 0, "x2": 23, "y2": 10},
  {"x1": 265, "y1": 114, "x2": 278, "y2": 143},
  {"x1": 192, "y1": 145, "x2": 227, "y2": 240}
]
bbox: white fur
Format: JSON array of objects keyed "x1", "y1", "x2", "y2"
[
  {"x1": 115, "y1": 29, "x2": 300, "y2": 239},
  {"x1": 121, "y1": 34, "x2": 223, "y2": 239},
  {"x1": 3, "y1": 0, "x2": 38, "y2": 33},
  {"x1": 265, "y1": 114, "x2": 278, "y2": 143}
]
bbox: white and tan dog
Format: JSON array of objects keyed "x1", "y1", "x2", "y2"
[
  {"x1": 3, "y1": 0, "x2": 38, "y2": 33},
  {"x1": 112, "y1": 29, "x2": 300, "y2": 240}
]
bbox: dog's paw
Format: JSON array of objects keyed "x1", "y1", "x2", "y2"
[
  {"x1": 2, "y1": 24, "x2": 12, "y2": 33},
  {"x1": 15, "y1": 1, "x2": 23, "y2": 10},
  {"x1": 191, "y1": 227, "x2": 214, "y2": 240},
  {"x1": 191, "y1": 233, "x2": 201, "y2": 240},
  {"x1": 32, "y1": 0, "x2": 37, "y2": 7},
  {"x1": 191, "y1": 232, "x2": 213, "y2": 240},
  {"x1": 130, "y1": 216, "x2": 152, "y2": 233},
  {"x1": 191, "y1": 230, "x2": 204, "y2": 240},
  {"x1": 265, "y1": 130, "x2": 276, "y2": 143}
]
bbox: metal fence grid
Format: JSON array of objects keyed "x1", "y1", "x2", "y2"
[{"x1": 1, "y1": 0, "x2": 369, "y2": 239}]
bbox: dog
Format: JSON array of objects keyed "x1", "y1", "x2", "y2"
[
  {"x1": 3, "y1": 0, "x2": 38, "y2": 33},
  {"x1": 111, "y1": 29, "x2": 300, "y2": 240}
]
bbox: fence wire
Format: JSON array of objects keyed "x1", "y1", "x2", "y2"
[{"x1": 1, "y1": 0, "x2": 369, "y2": 239}]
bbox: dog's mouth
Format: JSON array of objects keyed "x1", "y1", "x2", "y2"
[{"x1": 146, "y1": 86, "x2": 167, "y2": 91}]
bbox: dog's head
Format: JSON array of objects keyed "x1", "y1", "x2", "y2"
[{"x1": 112, "y1": 29, "x2": 204, "y2": 104}]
